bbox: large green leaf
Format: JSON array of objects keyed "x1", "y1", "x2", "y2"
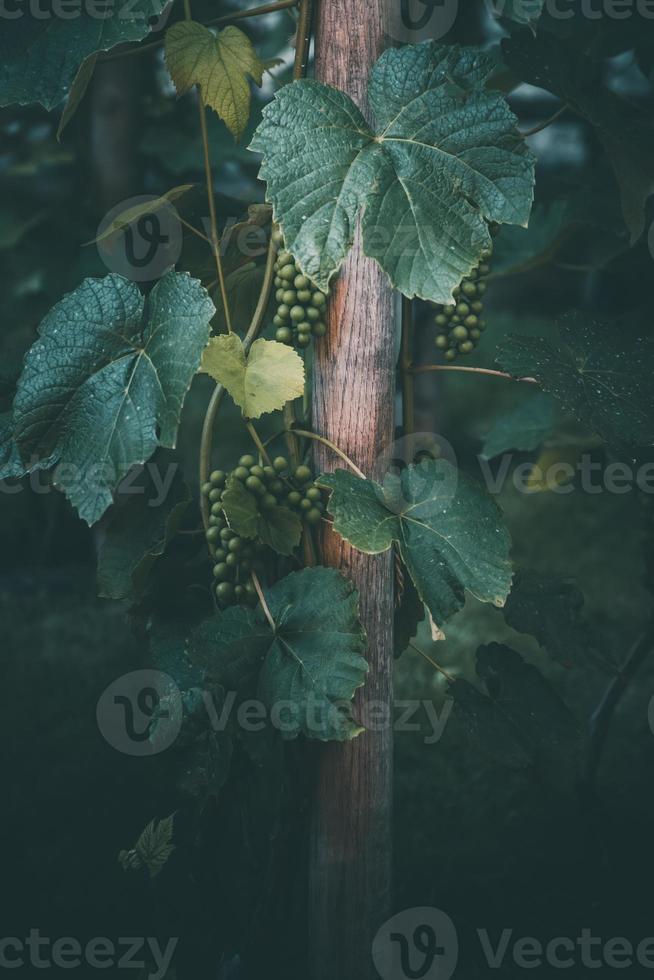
[
  {"x1": 220, "y1": 474, "x2": 302, "y2": 557},
  {"x1": 481, "y1": 391, "x2": 557, "y2": 459},
  {"x1": 250, "y1": 42, "x2": 535, "y2": 304},
  {"x1": 165, "y1": 23, "x2": 271, "y2": 141},
  {"x1": 188, "y1": 567, "x2": 368, "y2": 741},
  {"x1": 504, "y1": 30, "x2": 654, "y2": 243},
  {"x1": 0, "y1": 0, "x2": 166, "y2": 110},
  {"x1": 201, "y1": 334, "x2": 304, "y2": 419},
  {"x1": 97, "y1": 456, "x2": 190, "y2": 600},
  {"x1": 318, "y1": 460, "x2": 513, "y2": 635},
  {"x1": 13, "y1": 271, "x2": 214, "y2": 524},
  {"x1": 0, "y1": 414, "x2": 24, "y2": 480},
  {"x1": 496, "y1": 314, "x2": 654, "y2": 450}
]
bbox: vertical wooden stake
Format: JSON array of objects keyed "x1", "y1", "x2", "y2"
[{"x1": 310, "y1": 3, "x2": 395, "y2": 977}]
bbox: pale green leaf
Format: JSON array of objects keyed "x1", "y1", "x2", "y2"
[
  {"x1": 165, "y1": 22, "x2": 268, "y2": 140},
  {"x1": 250, "y1": 41, "x2": 535, "y2": 303},
  {"x1": 188, "y1": 567, "x2": 368, "y2": 741},
  {"x1": 318, "y1": 460, "x2": 513, "y2": 635},
  {"x1": 201, "y1": 334, "x2": 304, "y2": 419},
  {"x1": 13, "y1": 271, "x2": 215, "y2": 524},
  {"x1": 0, "y1": 0, "x2": 166, "y2": 110}
]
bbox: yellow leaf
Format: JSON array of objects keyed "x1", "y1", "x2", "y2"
[
  {"x1": 165, "y1": 22, "x2": 267, "y2": 141},
  {"x1": 526, "y1": 446, "x2": 582, "y2": 493},
  {"x1": 201, "y1": 334, "x2": 305, "y2": 419}
]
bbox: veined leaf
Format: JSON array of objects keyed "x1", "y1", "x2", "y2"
[
  {"x1": 0, "y1": 0, "x2": 167, "y2": 110},
  {"x1": 496, "y1": 313, "x2": 654, "y2": 450},
  {"x1": 250, "y1": 41, "x2": 535, "y2": 303},
  {"x1": 0, "y1": 414, "x2": 24, "y2": 480},
  {"x1": 201, "y1": 334, "x2": 304, "y2": 419},
  {"x1": 188, "y1": 567, "x2": 368, "y2": 741},
  {"x1": 165, "y1": 22, "x2": 269, "y2": 141},
  {"x1": 318, "y1": 460, "x2": 513, "y2": 635},
  {"x1": 221, "y1": 474, "x2": 302, "y2": 557},
  {"x1": 119, "y1": 813, "x2": 176, "y2": 879},
  {"x1": 13, "y1": 271, "x2": 215, "y2": 524}
]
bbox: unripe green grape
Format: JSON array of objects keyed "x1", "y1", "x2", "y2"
[
  {"x1": 209, "y1": 488, "x2": 222, "y2": 503},
  {"x1": 464, "y1": 315, "x2": 479, "y2": 329},
  {"x1": 480, "y1": 247, "x2": 493, "y2": 261},
  {"x1": 470, "y1": 328, "x2": 481, "y2": 340},
  {"x1": 295, "y1": 275, "x2": 310, "y2": 290},
  {"x1": 214, "y1": 563, "x2": 230, "y2": 580},
  {"x1": 207, "y1": 527, "x2": 220, "y2": 543},
  {"x1": 297, "y1": 290, "x2": 312, "y2": 303},
  {"x1": 263, "y1": 466, "x2": 275, "y2": 480},
  {"x1": 244, "y1": 581, "x2": 257, "y2": 598},
  {"x1": 246, "y1": 475, "x2": 264, "y2": 495},
  {"x1": 272, "y1": 228, "x2": 284, "y2": 246},
  {"x1": 444, "y1": 348, "x2": 457, "y2": 361},
  {"x1": 312, "y1": 292, "x2": 326, "y2": 308},
  {"x1": 290, "y1": 305, "x2": 305, "y2": 323},
  {"x1": 435, "y1": 314, "x2": 448, "y2": 328},
  {"x1": 210, "y1": 502, "x2": 224, "y2": 517},
  {"x1": 219, "y1": 527, "x2": 233, "y2": 541},
  {"x1": 277, "y1": 304, "x2": 290, "y2": 319},
  {"x1": 435, "y1": 334, "x2": 449, "y2": 350},
  {"x1": 282, "y1": 290, "x2": 297, "y2": 306},
  {"x1": 201, "y1": 482, "x2": 212, "y2": 497},
  {"x1": 297, "y1": 321, "x2": 312, "y2": 334},
  {"x1": 300, "y1": 497, "x2": 313, "y2": 511},
  {"x1": 225, "y1": 552, "x2": 238, "y2": 568},
  {"x1": 307, "y1": 486, "x2": 322, "y2": 501},
  {"x1": 297, "y1": 334, "x2": 311, "y2": 348},
  {"x1": 453, "y1": 285, "x2": 461, "y2": 297},
  {"x1": 452, "y1": 325, "x2": 469, "y2": 341},
  {"x1": 279, "y1": 263, "x2": 295, "y2": 280},
  {"x1": 444, "y1": 304, "x2": 456, "y2": 315},
  {"x1": 250, "y1": 464, "x2": 265, "y2": 479},
  {"x1": 209, "y1": 515, "x2": 220, "y2": 526},
  {"x1": 306, "y1": 307, "x2": 320, "y2": 322},
  {"x1": 273, "y1": 456, "x2": 288, "y2": 473},
  {"x1": 477, "y1": 282, "x2": 487, "y2": 295},
  {"x1": 471, "y1": 301, "x2": 483, "y2": 314},
  {"x1": 455, "y1": 302, "x2": 470, "y2": 317},
  {"x1": 233, "y1": 466, "x2": 249, "y2": 481},
  {"x1": 295, "y1": 465, "x2": 312, "y2": 484},
  {"x1": 287, "y1": 490, "x2": 302, "y2": 507},
  {"x1": 276, "y1": 326, "x2": 293, "y2": 344},
  {"x1": 216, "y1": 582, "x2": 234, "y2": 602},
  {"x1": 261, "y1": 493, "x2": 278, "y2": 510},
  {"x1": 462, "y1": 281, "x2": 477, "y2": 297},
  {"x1": 211, "y1": 469, "x2": 226, "y2": 485},
  {"x1": 228, "y1": 537, "x2": 243, "y2": 553},
  {"x1": 459, "y1": 341, "x2": 474, "y2": 354},
  {"x1": 234, "y1": 585, "x2": 246, "y2": 600},
  {"x1": 306, "y1": 508, "x2": 323, "y2": 525},
  {"x1": 214, "y1": 548, "x2": 227, "y2": 563},
  {"x1": 275, "y1": 289, "x2": 285, "y2": 303},
  {"x1": 273, "y1": 315, "x2": 286, "y2": 329}
]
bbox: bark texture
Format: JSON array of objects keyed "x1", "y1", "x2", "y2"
[{"x1": 309, "y1": 4, "x2": 396, "y2": 977}]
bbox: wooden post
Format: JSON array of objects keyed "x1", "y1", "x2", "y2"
[{"x1": 309, "y1": 3, "x2": 395, "y2": 977}]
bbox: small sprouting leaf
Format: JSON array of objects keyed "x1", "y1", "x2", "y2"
[
  {"x1": 88, "y1": 185, "x2": 194, "y2": 246},
  {"x1": 0, "y1": 0, "x2": 167, "y2": 111},
  {"x1": 481, "y1": 391, "x2": 557, "y2": 459},
  {"x1": 13, "y1": 271, "x2": 215, "y2": 525},
  {"x1": 250, "y1": 41, "x2": 535, "y2": 303},
  {"x1": 221, "y1": 474, "x2": 302, "y2": 557},
  {"x1": 201, "y1": 334, "x2": 304, "y2": 419},
  {"x1": 188, "y1": 567, "x2": 368, "y2": 741},
  {"x1": 97, "y1": 456, "x2": 190, "y2": 600},
  {"x1": 165, "y1": 22, "x2": 269, "y2": 141},
  {"x1": 318, "y1": 460, "x2": 513, "y2": 636},
  {"x1": 119, "y1": 813, "x2": 176, "y2": 879},
  {"x1": 496, "y1": 313, "x2": 654, "y2": 450}
]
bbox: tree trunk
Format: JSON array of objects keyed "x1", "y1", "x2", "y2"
[{"x1": 309, "y1": 4, "x2": 395, "y2": 977}]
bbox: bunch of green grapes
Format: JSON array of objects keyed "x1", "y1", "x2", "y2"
[
  {"x1": 434, "y1": 245, "x2": 493, "y2": 361},
  {"x1": 201, "y1": 455, "x2": 326, "y2": 606},
  {"x1": 272, "y1": 235, "x2": 328, "y2": 349}
]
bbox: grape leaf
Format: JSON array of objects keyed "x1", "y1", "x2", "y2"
[
  {"x1": 119, "y1": 814, "x2": 176, "y2": 879},
  {"x1": 13, "y1": 271, "x2": 215, "y2": 525},
  {"x1": 187, "y1": 567, "x2": 368, "y2": 741},
  {"x1": 481, "y1": 391, "x2": 557, "y2": 459},
  {"x1": 0, "y1": 414, "x2": 25, "y2": 480},
  {"x1": 97, "y1": 456, "x2": 190, "y2": 600},
  {"x1": 504, "y1": 30, "x2": 654, "y2": 243},
  {"x1": 57, "y1": 55, "x2": 97, "y2": 140},
  {"x1": 492, "y1": 0, "x2": 544, "y2": 28},
  {"x1": 394, "y1": 571, "x2": 425, "y2": 658},
  {"x1": 250, "y1": 41, "x2": 535, "y2": 304},
  {"x1": 0, "y1": 0, "x2": 167, "y2": 111},
  {"x1": 201, "y1": 334, "x2": 304, "y2": 419},
  {"x1": 504, "y1": 569, "x2": 605, "y2": 668},
  {"x1": 220, "y1": 474, "x2": 302, "y2": 557},
  {"x1": 89, "y1": 185, "x2": 194, "y2": 246},
  {"x1": 496, "y1": 314, "x2": 654, "y2": 450},
  {"x1": 165, "y1": 23, "x2": 269, "y2": 141},
  {"x1": 318, "y1": 460, "x2": 513, "y2": 635}
]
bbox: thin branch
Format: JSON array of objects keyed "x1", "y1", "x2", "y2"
[
  {"x1": 287, "y1": 429, "x2": 366, "y2": 480},
  {"x1": 178, "y1": 216, "x2": 211, "y2": 244},
  {"x1": 251, "y1": 571, "x2": 276, "y2": 630},
  {"x1": 199, "y1": 231, "x2": 278, "y2": 531},
  {"x1": 246, "y1": 419, "x2": 273, "y2": 467},
  {"x1": 584, "y1": 622, "x2": 654, "y2": 790},
  {"x1": 409, "y1": 641, "x2": 456, "y2": 684},
  {"x1": 293, "y1": 0, "x2": 314, "y2": 80},
  {"x1": 410, "y1": 364, "x2": 539, "y2": 384},
  {"x1": 401, "y1": 295, "x2": 415, "y2": 452},
  {"x1": 101, "y1": 0, "x2": 299, "y2": 62},
  {"x1": 521, "y1": 104, "x2": 569, "y2": 138}
]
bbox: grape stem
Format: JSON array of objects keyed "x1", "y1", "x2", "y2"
[
  {"x1": 245, "y1": 420, "x2": 274, "y2": 467},
  {"x1": 251, "y1": 571, "x2": 276, "y2": 630},
  {"x1": 521, "y1": 104, "x2": 569, "y2": 138},
  {"x1": 409, "y1": 641, "x2": 456, "y2": 684},
  {"x1": 286, "y1": 429, "x2": 366, "y2": 480},
  {"x1": 199, "y1": 230, "x2": 279, "y2": 532},
  {"x1": 410, "y1": 364, "x2": 539, "y2": 384}
]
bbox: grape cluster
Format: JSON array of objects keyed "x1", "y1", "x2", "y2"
[
  {"x1": 202, "y1": 455, "x2": 326, "y2": 607},
  {"x1": 272, "y1": 240, "x2": 328, "y2": 349},
  {"x1": 434, "y1": 245, "x2": 493, "y2": 361}
]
